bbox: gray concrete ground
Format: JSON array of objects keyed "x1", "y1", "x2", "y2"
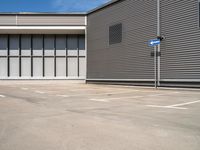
[{"x1": 0, "y1": 81, "x2": 200, "y2": 150}]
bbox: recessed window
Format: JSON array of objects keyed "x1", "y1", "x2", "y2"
[{"x1": 109, "y1": 23, "x2": 122, "y2": 45}]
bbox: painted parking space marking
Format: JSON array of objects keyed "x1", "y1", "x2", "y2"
[
  {"x1": 89, "y1": 93, "x2": 171, "y2": 102},
  {"x1": 56, "y1": 95, "x2": 70, "y2": 98},
  {"x1": 35, "y1": 91, "x2": 45, "y2": 94},
  {"x1": 0, "y1": 95, "x2": 6, "y2": 98},
  {"x1": 168, "y1": 100, "x2": 200, "y2": 107},
  {"x1": 21, "y1": 87, "x2": 29, "y2": 90},
  {"x1": 146, "y1": 100, "x2": 200, "y2": 110},
  {"x1": 146, "y1": 105, "x2": 187, "y2": 110},
  {"x1": 55, "y1": 90, "x2": 139, "y2": 98},
  {"x1": 90, "y1": 96, "x2": 143, "y2": 101},
  {"x1": 89, "y1": 99, "x2": 110, "y2": 102}
]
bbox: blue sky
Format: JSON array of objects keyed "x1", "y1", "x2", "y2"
[{"x1": 0, "y1": 0, "x2": 111, "y2": 12}]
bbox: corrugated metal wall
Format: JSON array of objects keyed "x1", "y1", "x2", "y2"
[
  {"x1": 0, "y1": 15, "x2": 86, "y2": 26},
  {"x1": 160, "y1": 0, "x2": 200, "y2": 84},
  {"x1": 87, "y1": 0, "x2": 157, "y2": 81}
]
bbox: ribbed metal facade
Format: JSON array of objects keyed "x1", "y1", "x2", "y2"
[
  {"x1": 87, "y1": 0, "x2": 200, "y2": 87},
  {"x1": 87, "y1": 0, "x2": 157, "y2": 82},
  {"x1": 160, "y1": 0, "x2": 200, "y2": 84}
]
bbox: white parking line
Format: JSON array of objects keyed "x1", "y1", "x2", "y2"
[
  {"x1": 146, "y1": 100, "x2": 200, "y2": 110},
  {"x1": 56, "y1": 95, "x2": 70, "y2": 98},
  {"x1": 89, "y1": 93, "x2": 169, "y2": 102},
  {"x1": 21, "y1": 87, "x2": 29, "y2": 90},
  {"x1": 89, "y1": 99, "x2": 110, "y2": 102},
  {"x1": 146, "y1": 105, "x2": 187, "y2": 110},
  {"x1": 90, "y1": 96, "x2": 143, "y2": 101},
  {"x1": 35, "y1": 91, "x2": 45, "y2": 94},
  {"x1": 168, "y1": 100, "x2": 200, "y2": 107},
  {"x1": 56, "y1": 90, "x2": 139, "y2": 98},
  {"x1": 0, "y1": 95, "x2": 6, "y2": 98}
]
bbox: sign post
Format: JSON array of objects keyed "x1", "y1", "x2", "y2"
[{"x1": 148, "y1": 39, "x2": 160, "y2": 89}]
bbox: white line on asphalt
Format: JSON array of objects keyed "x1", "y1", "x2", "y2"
[
  {"x1": 146, "y1": 105, "x2": 187, "y2": 110},
  {"x1": 148, "y1": 94, "x2": 166, "y2": 97},
  {"x1": 89, "y1": 99, "x2": 110, "y2": 102},
  {"x1": 0, "y1": 95, "x2": 5, "y2": 98},
  {"x1": 35, "y1": 91, "x2": 45, "y2": 94},
  {"x1": 168, "y1": 100, "x2": 200, "y2": 107},
  {"x1": 56, "y1": 90, "x2": 139, "y2": 98},
  {"x1": 21, "y1": 87, "x2": 29, "y2": 90},
  {"x1": 146, "y1": 100, "x2": 200, "y2": 110},
  {"x1": 89, "y1": 93, "x2": 169, "y2": 102},
  {"x1": 90, "y1": 96, "x2": 143, "y2": 101},
  {"x1": 56, "y1": 95, "x2": 70, "y2": 98}
]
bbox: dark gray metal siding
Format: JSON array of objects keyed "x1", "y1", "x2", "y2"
[
  {"x1": 160, "y1": 0, "x2": 200, "y2": 81},
  {"x1": 87, "y1": 0, "x2": 157, "y2": 80}
]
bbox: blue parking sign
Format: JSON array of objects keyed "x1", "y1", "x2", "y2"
[{"x1": 148, "y1": 39, "x2": 160, "y2": 47}]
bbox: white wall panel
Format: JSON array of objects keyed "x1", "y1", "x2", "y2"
[
  {"x1": 56, "y1": 58, "x2": 66, "y2": 77},
  {"x1": 0, "y1": 58, "x2": 7, "y2": 77},
  {"x1": 45, "y1": 58, "x2": 54, "y2": 77},
  {"x1": 0, "y1": 35, "x2": 7, "y2": 56},
  {"x1": 44, "y1": 35, "x2": 54, "y2": 56},
  {"x1": 33, "y1": 58, "x2": 43, "y2": 76},
  {"x1": 21, "y1": 35, "x2": 31, "y2": 56},
  {"x1": 21, "y1": 58, "x2": 31, "y2": 77},
  {"x1": 10, "y1": 35, "x2": 19, "y2": 56},
  {"x1": 79, "y1": 58, "x2": 86, "y2": 77},
  {"x1": 10, "y1": 58, "x2": 19, "y2": 77},
  {"x1": 33, "y1": 35, "x2": 43, "y2": 56},
  {"x1": 68, "y1": 57, "x2": 78, "y2": 77},
  {"x1": 79, "y1": 50, "x2": 85, "y2": 56}
]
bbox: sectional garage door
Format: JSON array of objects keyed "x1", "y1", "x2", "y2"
[{"x1": 0, "y1": 34, "x2": 86, "y2": 79}]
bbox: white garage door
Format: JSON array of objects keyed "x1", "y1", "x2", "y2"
[{"x1": 0, "y1": 34, "x2": 86, "y2": 79}]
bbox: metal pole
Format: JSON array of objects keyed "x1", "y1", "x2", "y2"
[
  {"x1": 157, "y1": 0, "x2": 161, "y2": 86},
  {"x1": 154, "y1": 46, "x2": 157, "y2": 89}
]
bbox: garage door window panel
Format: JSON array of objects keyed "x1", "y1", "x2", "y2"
[
  {"x1": 10, "y1": 35, "x2": 19, "y2": 56},
  {"x1": 44, "y1": 35, "x2": 54, "y2": 56},
  {"x1": 0, "y1": 35, "x2": 7, "y2": 56},
  {"x1": 68, "y1": 35, "x2": 78, "y2": 56},
  {"x1": 21, "y1": 35, "x2": 31, "y2": 56},
  {"x1": 56, "y1": 35, "x2": 66, "y2": 56},
  {"x1": 33, "y1": 35, "x2": 43, "y2": 56},
  {"x1": 78, "y1": 35, "x2": 85, "y2": 56}
]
